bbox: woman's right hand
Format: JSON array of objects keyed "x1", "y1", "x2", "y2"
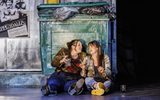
[{"x1": 60, "y1": 55, "x2": 69, "y2": 64}]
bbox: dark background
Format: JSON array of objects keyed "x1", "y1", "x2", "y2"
[{"x1": 116, "y1": 0, "x2": 160, "y2": 86}]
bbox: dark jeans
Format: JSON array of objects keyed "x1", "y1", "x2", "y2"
[{"x1": 47, "y1": 71, "x2": 81, "y2": 93}]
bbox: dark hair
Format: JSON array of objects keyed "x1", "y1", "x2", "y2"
[
  {"x1": 66, "y1": 39, "x2": 86, "y2": 52},
  {"x1": 88, "y1": 40, "x2": 101, "y2": 48},
  {"x1": 67, "y1": 39, "x2": 80, "y2": 50},
  {"x1": 88, "y1": 40, "x2": 102, "y2": 54}
]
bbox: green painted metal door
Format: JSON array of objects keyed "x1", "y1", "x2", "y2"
[{"x1": 39, "y1": 15, "x2": 109, "y2": 75}]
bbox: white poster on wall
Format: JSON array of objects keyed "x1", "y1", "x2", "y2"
[{"x1": 0, "y1": 0, "x2": 30, "y2": 38}]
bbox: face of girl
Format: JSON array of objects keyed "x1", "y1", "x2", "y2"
[
  {"x1": 88, "y1": 44, "x2": 98, "y2": 55},
  {"x1": 74, "y1": 41, "x2": 82, "y2": 53}
]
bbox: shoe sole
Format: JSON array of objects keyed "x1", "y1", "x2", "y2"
[
  {"x1": 68, "y1": 78, "x2": 85, "y2": 95},
  {"x1": 76, "y1": 78, "x2": 85, "y2": 89}
]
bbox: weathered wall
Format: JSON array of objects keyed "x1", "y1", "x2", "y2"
[
  {"x1": 0, "y1": 0, "x2": 42, "y2": 87},
  {"x1": 0, "y1": 0, "x2": 41, "y2": 71},
  {"x1": 0, "y1": 0, "x2": 116, "y2": 87}
]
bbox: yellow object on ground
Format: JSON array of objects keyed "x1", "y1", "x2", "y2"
[
  {"x1": 47, "y1": 0, "x2": 59, "y2": 4},
  {"x1": 91, "y1": 88, "x2": 105, "y2": 96},
  {"x1": 91, "y1": 82, "x2": 105, "y2": 96}
]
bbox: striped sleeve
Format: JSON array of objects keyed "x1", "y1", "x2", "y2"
[{"x1": 104, "y1": 54, "x2": 112, "y2": 77}]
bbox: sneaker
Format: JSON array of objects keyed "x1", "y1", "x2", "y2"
[
  {"x1": 96, "y1": 82, "x2": 105, "y2": 89},
  {"x1": 91, "y1": 82, "x2": 105, "y2": 96},
  {"x1": 47, "y1": 85, "x2": 58, "y2": 95},
  {"x1": 91, "y1": 88, "x2": 105, "y2": 96},
  {"x1": 41, "y1": 85, "x2": 50, "y2": 96},
  {"x1": 41, "y1": 76, "x2": 50, "y2": 96},
  {"x1": 68, "y1": 78, "x2": 85, "y2": 95}
]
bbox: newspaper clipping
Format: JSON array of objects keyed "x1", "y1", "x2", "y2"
[{"x1": 0, "y1": 0, "x2": 29, "y2": 38}]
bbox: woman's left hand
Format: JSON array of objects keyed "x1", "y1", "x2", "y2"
[{"x1": 98, "y1": 66, "x2": 105, "y2": 73}]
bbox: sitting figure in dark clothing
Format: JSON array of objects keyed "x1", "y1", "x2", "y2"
[{"x1": 41, "y1": 39, "x2": 87, "y2": 96}]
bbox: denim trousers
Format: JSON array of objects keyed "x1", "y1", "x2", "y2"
[{"x1": 85, "y1": 77, "x2": 111, "y2": 91}]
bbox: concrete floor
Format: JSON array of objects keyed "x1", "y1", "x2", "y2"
[{"x1": 0, "y1": 83, "x2": 160, "y2": 100}]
